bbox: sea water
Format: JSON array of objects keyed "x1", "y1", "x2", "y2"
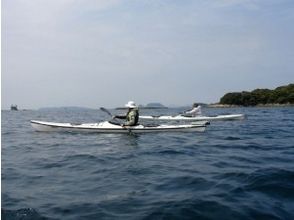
[{"x1": 2, "y1": 107, "x2": 294, "y2": 220}]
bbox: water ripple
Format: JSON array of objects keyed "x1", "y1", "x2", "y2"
[{"x1": 2, "y1": 108, "x2": 294, "y2": 219}]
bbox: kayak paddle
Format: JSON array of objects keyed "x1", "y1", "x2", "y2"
[
  {"x1": 100, "y1": 107, "x2": 113, "y2": 117},
  {"x1": 100, "y1": 107, "x2": 132, "y2": 133}
]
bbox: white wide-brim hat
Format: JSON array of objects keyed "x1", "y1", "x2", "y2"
[{"x1": 125, "y1": 101, "x2": 137, "y2": 108}]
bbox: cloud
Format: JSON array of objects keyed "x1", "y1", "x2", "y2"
[{"x1": 2, "y1": 0, "x2": 294, "y2": 108}]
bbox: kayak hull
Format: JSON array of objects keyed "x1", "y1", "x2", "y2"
[
  {"x1": 30, "y1": 120, "x2": 207, "y2": 133},
  {"x1": 139, "y1": 114, "x2": 245, "y2": 121}
]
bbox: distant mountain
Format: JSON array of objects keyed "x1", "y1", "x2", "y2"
[
  {"x1": 145, "y1": 103, "x2": 168, "y2": 109},
  {"x1": 39, "y1": 106, "x2": 94, "y2": 111}
]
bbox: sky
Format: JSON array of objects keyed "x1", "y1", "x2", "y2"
[{"x1": 2, "y1": 0, "x2": 294, "y2": 109}]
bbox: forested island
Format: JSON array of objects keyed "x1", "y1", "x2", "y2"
[{"x1": 219, "y1": 84, "x2": 294, "y2": 106}]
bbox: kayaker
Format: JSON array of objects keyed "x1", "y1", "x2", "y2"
[
  {"x1": 113, "y1": 101, "x2": 139, "y2": 126},
  {"x1": 183, "y1": 103, "x2": 202, "y2": 117}
]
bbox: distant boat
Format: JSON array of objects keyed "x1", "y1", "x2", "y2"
[{"x1": 11, "y1": 105, "x2": 18, "y2": 111}]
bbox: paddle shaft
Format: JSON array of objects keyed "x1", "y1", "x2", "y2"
[
  {"x1": 100, "y1": 107, "x2": 132, "y2": 133},
  {"x1": 100, "y1": 107, "x2": 113, "y2": 117},
  {"x1": 100, "y1": 107, "x2": 120, "y2": 123}
]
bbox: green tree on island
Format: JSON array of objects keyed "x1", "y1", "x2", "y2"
[{"x1": 219, "y1": 84, "x2": 294, "y2": 106}]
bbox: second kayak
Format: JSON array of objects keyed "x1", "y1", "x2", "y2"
[{"x1": 139, "y1": 114, "x2": 245, "y2": 121}]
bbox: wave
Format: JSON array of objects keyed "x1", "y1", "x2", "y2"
[
  {"x1": 141, "y1": 199, "x2": 246, "y2": 220},
  {"x1": 243, "y1": 168, "x2": 294, "y2": 199},
  {"x1": 1, "y1": 208, "x2": 54, "y2": 220}
]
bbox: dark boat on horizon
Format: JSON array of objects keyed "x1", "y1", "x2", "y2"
[{"x1": 10, "y1": 105, "x2": 18, "y2": 111}]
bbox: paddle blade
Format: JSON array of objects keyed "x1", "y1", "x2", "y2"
[{"x1": 100, "y1": 107, "x2": 112, "y2": 117}]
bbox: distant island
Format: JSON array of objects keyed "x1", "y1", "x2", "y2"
[
  {"x1": 39, "y1": 106, "x2": 93, "y2": 111},
  {"x1": 219, "y1": 84, "x2": 294, "y2": 107},
  {"x1": 144, "y1": 103, "x2": 168, "y2": 109}
]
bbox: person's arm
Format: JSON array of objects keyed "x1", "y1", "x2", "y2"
[
  {"x1": 113, "y1": 114, "x2": 127, "y2": 119},
  {"x1": 196, "y1": 106, "x2": 201, "y2": 113},
  {"x1": 185, "y1": 109, "x2": 192, "y2": 114}
]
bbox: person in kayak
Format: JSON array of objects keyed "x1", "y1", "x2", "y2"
[
  {"x1": 113, "y1": 101, "x2": 139, "y2": 126},
  {"x1": 183, "y1": 103, "x2": 202, "y2": 117}
]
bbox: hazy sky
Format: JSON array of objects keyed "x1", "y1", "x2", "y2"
[{"x1": 2, "y1": 0, "x2": 294, "y2": 109}]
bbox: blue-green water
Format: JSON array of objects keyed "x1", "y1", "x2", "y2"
[{"x1": 2, "y1": 107, "x2": 294, "y2": 219}]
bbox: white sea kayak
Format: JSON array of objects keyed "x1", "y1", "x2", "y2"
[
  {"x1": 139, "y1": 114, "x2": 245, "y2": 121},
  {"x1": 30, "y1": 120, "x2": 208, "y2": 133}
]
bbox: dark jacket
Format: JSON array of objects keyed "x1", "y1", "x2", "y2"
[{"x1": 115, "y1": 108, "x2": 139, "y2": 126}]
